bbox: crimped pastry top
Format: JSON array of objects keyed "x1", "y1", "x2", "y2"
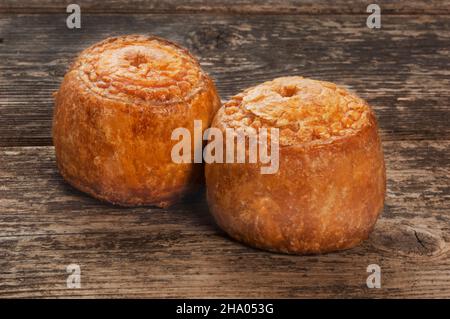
[
  {"x1": 219, "y1": 76, "x2": 373, "y2": 146},
  {"x1": 72, "y1": 35, "x2": 204, "y2": 105}
]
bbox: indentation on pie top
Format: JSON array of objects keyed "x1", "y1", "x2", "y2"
[
  {"x1": 76, "y1": 36, "x2": 203, "y2": 104},
  {"x1": 220, "y1": 76, "x2": 372, "y2": 145},
  {"x1": 275, "y1": 85, "x2": 298, "y2": 98},
  {"x1": 125, "y1": 51, "x2": 149, "y2": 68}
]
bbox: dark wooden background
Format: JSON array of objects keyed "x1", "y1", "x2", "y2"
[{"x1": 0, "y1": 0, "x2": 449, "y2": 298}]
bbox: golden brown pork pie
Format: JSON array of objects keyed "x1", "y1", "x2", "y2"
[
  {"x1": 205, "y1": 76, "x2": 386, "y2": 254},
  {"x1": 53, "y1": 35, "x2": 221, "y2": 207}
]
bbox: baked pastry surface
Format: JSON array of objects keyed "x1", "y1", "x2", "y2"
[
  {"x1": 205, "y1": 76, "x2": 386, "y2": 254},
  {"x1": 53, "y1": 35, "x2": 221, "y2": 207}
]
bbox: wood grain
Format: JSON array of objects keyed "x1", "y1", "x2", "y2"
[
  {"x1": 0, "y1": 142, "x2": 449, "y2": 298},
  {"x1": 1, "y1": 14, "x2": 449, "y2": 146},
  {"x1": 1, "y1": 4, "x2": 449, "y2": 299},
  {"x1": 1, "y1": 0, "x2": 450, "y2": 14}
]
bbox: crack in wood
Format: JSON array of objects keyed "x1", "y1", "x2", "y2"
[{"x1": 414, "y1": 230, "x2": 427, "y2": 250}]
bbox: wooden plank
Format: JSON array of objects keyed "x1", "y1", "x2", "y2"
[
  {"x1": 1, "y1": 14, "x2": 449, "y2": 146},
  {"x1": 1, "y1": 0, "x2": 450, "y2": 14},
  {"x1": 0, "y1": 141, "x2": 449, "y2": 298}
]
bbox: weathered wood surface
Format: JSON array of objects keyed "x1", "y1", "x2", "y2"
[
  {"x1": 0, "y1": 4, "x2": 449, "y2": 298},
  {"x1": 2, "y1": 0, "x2": 450, "y2": 14},
  {"x1": 1, "y1": 14, "x2": 449, "y2": 146},
  {"x1": 0, "y1": 142, "x2": 449, "y2": 298}
]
